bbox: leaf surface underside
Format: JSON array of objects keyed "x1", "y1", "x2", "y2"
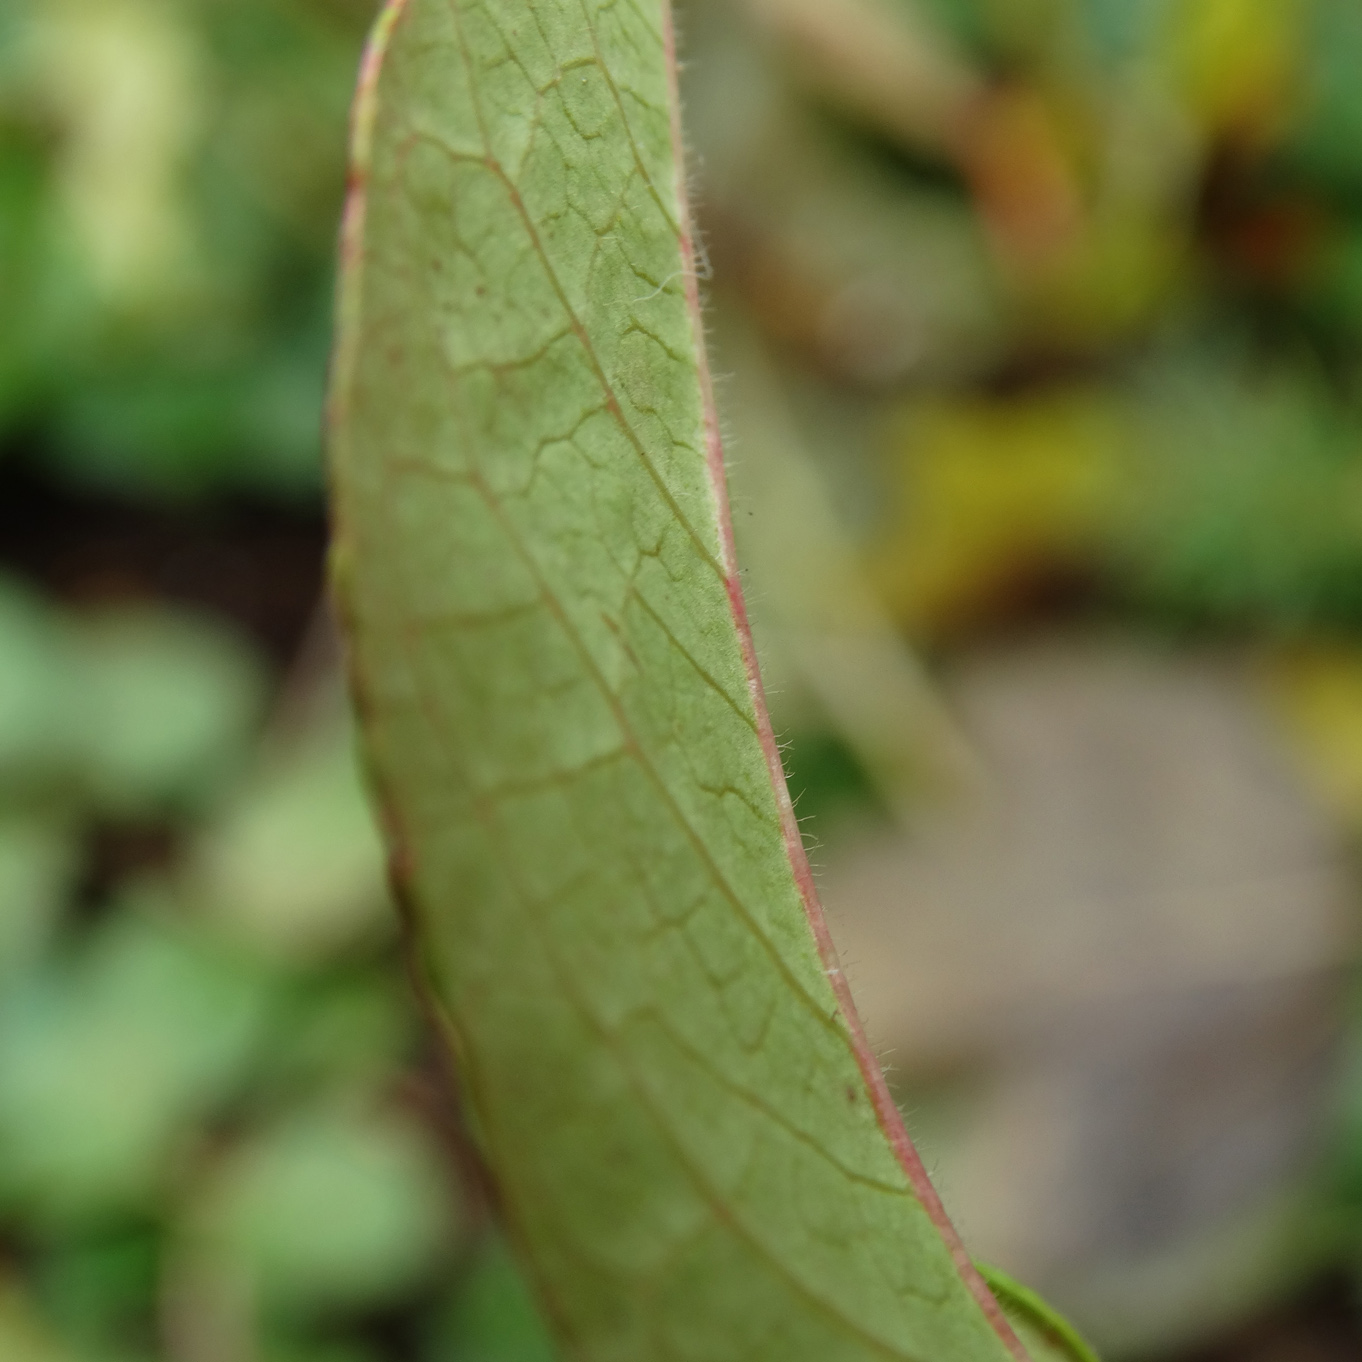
[{"x1": 327, "y1": 2, "x2": 1029, "y2": 1358}]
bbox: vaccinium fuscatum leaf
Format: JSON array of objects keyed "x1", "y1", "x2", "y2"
[{"x1": 327, "y1": 3, "x2": 1036, "y2": 1358}]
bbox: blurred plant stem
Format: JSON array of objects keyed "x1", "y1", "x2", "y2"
[{"x1": 720, "y1": 312, "x2": 987, "y2": 820}]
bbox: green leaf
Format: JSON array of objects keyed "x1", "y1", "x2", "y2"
[
  {"x1": 189, "y1": 689, "x2": 390, "y2": 963},
  {"x1": 429, "y1": 1233, "x2": 558, "y2": 1362},
  {"x1": 188, "y1": 1104, "x2": 454, "y2": 1315},
  {"x1": 0, "y1": 908, "x2": 272, "y2": 1224},
  {"x1": 327, "y1": 2, "x2": 1028, "y2": 1358},
  {"x1": 975, "y1": 1266, "x2": 1100, "y2": 1362},
  {"x1": 0, "y1": 1276, "x2": 75, "y2": 1362},
  {"x1": 0, "y1": 815, "x2": 76, "y2": 983},
  {"x1": 69, "y1": 604, "x2": 266, "y2": 817}
]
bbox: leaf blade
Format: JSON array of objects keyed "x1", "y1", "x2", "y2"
[{"x1": 328, "y1": 2, "x2": 1028, "y2": 1358}]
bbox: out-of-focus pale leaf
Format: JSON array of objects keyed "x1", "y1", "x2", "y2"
[
  {"x1": 0, "y1": 908, "x2": 272, "y2": 1223},
  {"x1": 0, "y1": 584, "x2": 268, "y2": 814},
  {"x1": 29, "y1": 0, "x2": 206, "y2": 317},
  {"x1": 0, "y1": 0, "x2": 369, "y2": 496},
  {"x1": 189, "y1": 697, "x2": 389, "y2": 962},
  {"x1": 189, "y1": 1104, "x2": 454, "y2": 1315},
  {"x1": 68, "y1": 604, "x2": 266, "y2": 816}
]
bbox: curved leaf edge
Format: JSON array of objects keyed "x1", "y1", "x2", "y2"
[{"x1": 653, "y1": 6, "x2": 1028, "y2": 1358}]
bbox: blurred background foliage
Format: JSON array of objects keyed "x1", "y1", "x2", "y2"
[{"x1": 7, "y1": 0, "x2": 1362, "y2": 1358}]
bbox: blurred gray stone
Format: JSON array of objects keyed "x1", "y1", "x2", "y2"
[{"x1": 819, "y1": 637, "x2": 1355, "y2": 1357}]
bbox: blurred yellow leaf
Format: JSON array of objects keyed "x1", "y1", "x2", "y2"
[
  {"x1": 30, "y1": 0, "x2": 206, "y2": 314},
  {"x1": 869, "y1": 389, "x2": 1126, "y2": 635},
  {"x1": 0, "y1": 1278, "x2": 73, "y2": 1362},
  {"x1": 1166, "y1": 0, "x2": 1308, "y2": 143},
  {"x1": 1262, "y1": 644, "x2": 1362, "y2": 827}
]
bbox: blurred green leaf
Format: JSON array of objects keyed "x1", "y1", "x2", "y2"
[
  {"x1": 31, "y1": 1223, "x2": 160, "y2": 1361},
  {"x1": 0, "y1": 133, "x2": 69, "y2": 429},
  {"x1": 1285, "y1": 0, "x2": 1362, "y2": 195},
  {"x1": 265, "y1": 975, "x2": 414, "y2": 1100},
  {"x1": 0, "y1": 908, "x2": 273, "y2": 1223},
  {"x1": 189, "y1": 695, "x2": 389, "y2": 962},
  {"x1": 0, "y1": 1278, "x2": 76, "y2": 1362},
  {"x1": 0, "y1": 0, "x2": 369, "y2": 499},
  {"x1": 1119, "y1": 359, "x2": 1362, "y2": 631},
  {"x1": 253, "y1": 970, "x2": 415, "y2": 1100},
  {"x1": 430, "y1": 1236, "x2": 557, "y2": 1362},
  {"x1": 0, "y1": 815, "x2": 78, "y2": 982},
  {"x1": 190, "y1": 1103, "x2": 454, "y2": 1316},
  {"x1": 68, "y1": 604, "x2": 267, "y2": 817}
]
